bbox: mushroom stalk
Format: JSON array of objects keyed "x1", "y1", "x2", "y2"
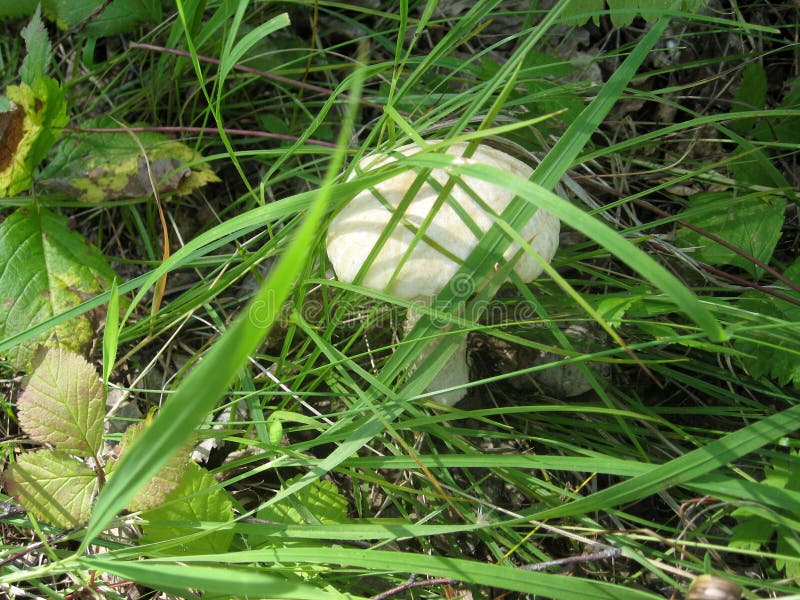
[{"x1": 403, "y1": 305, "x2": 469, "y2": 406}]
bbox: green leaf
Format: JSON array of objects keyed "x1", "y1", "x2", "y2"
[
  {"x1": 0, "y1": 0, "x2": 39, "y2": 19},
  {"x1": 83, "y1": 0, "x2": 162, "y2": 38},
  {"x1": 19, "y1": 6, "x2": 52, "y2": 85},
  {"x1": 732, "y1": 62, "x2": 767, "y2": 133},
  {"x1": 734, "y1": 259, "x2": 800, "y2": 386},
  {"x1": 251, "y1": 475, "x2": 348, "y2": 548},
  {"x1": 42, "y1": 0, "x2": 104, "y2": 29},
  {"x1": 729, "y1": 515, "x2": 774, "y2": 551},
  {"x1": 0, "y1": 78, "x2": 68, "y2": 197},
  {"x1": 676, "y1": 191, "x2": 785, "y2": 278},
  {"x1": 41, "y1": 118, "x2": 220, "y2": 202},
  {"x1": 0, "y1": 207, "x2": 117, "y2": 370},
  {"x1": 16, "y1": 348, "x2": 105, "y2": 456},
  {"x1": 776, "y1": 528, "x2": 800, "y2": 578},
  {"x1": 139, "y1": 461, "x2": 234, "y2": 555},
  {"x1": 258, "y1": 476, "x2": 348, "y2": 526},
  {"x1": 3, "y1": 449, "x2": 98, "y2": 528},
  {"x1": 115, "y1": 421, "x2": 194, "y2": 512},
  {"x1": 102, "y1": 278, "x2": 120, "y2": 389},
  {"x1": 33, "y1": 0, "x2": 161, "y2": 36}
]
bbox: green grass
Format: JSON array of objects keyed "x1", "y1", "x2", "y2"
[{"x1": 2, "y1": 0, "x2": 800, "y2": 598}]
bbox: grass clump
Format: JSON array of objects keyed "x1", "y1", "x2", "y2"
[{"x1": 1, "y1": 1, "x2": 800, "y2": 598}]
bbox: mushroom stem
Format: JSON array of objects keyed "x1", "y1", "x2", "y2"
[{"x1": 403, "y1": 306, "x2": 469, "y2": 406}]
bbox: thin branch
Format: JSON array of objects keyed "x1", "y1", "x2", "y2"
[
  {"x1": 634, "y1": 197, "x2": 800, "y2": 297},
  {"x1": 521, "y1": 547, "x2": 622, "y2": 571},
  {"x1": 371, "y1": 576, "x2": 457, "y2": 600}
]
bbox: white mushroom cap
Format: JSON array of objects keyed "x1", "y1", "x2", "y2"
[
  {"x1": 326, "y1": 141, "x2": 561, "y2": 405},
  {"x1": 326, "y1": 142, "x2": 560, "y2": 300}
]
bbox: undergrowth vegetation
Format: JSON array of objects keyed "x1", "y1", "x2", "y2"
[{"x1": 1, "y1": 1, "x2": 799, "y2": 598}]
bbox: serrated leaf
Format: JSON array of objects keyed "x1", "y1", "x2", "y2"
[
  {"x1": 0, "y1": 78, "x2": 68, "y2": 197},
  {"x1": 116, "y1": 421, "x2": 193, "y2": 511},
  {"x1": 41, "y1": 117, "x2": 220, "y2": 202},
  {"x1": 251, "y1": 475, "x2": 348, "y2": 549},
  {"x1": 0, "y1": 207, "x2": 117, "y2": 370},
  {"x1": 258, "y1": 475, "x2": 348, "y2": 526},
  {"x1": 19, "y1": 6, "x2": 52, "y2": 85},
  {"x1": 139, "y1": 461, "x2": 233, "y2": 555},
  {"x1": 676, "y1": 191, "x2": 785, "y2": 278},
  {"x1": 729, "y1": 514, "x2": 774, "y2": 551},
  {"x1": 3, "y1": 449, "x2": 98, "y2": 528},
  {"x1": 734, "y1": 259, "x2": 800, "y2": 387},
  {"x1": 17, "y1": 348, "x2": 105, "y2": 456},
  {"x1": 776, "y1": 528, "x2": 800, "y2": 578}
]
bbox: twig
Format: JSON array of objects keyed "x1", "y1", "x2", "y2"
[
  {"x1": 371, "y1": 576, "x2": 457, "y2": 600},
  {"x1": 521, "y1": 547, "x2": 622, "y2": 571},
  {"x1": 0, "y1": 502, "x2": 26, "y2": 519},
  {"x1": 0, "y1": 526, "x2": 79, "y2": 568}
]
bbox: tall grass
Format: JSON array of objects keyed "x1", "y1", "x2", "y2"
[{"x1": 2, "y1": 1, "x2": 800, "y2": 598}]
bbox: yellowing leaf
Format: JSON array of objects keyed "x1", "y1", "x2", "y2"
[
  {"x1": 139, "y1": 461, "x2": 233, "y2": 555},
  {"x1": 0, "y1": 77, "x2": 68, "y2": 197},
  {"x1": 3, "y1": 449, "x2": 98, "y2": 528},
  {"x1": 42, "y1": 119, "x2": 220, "y2": 202},
  {"x1": 115, "y1": 421, "x2": 194, "y2": 512},
  {"x1": 17, "y1": 348, "x2": 105, "y2": 456},
  {"x1": 0, "y1": 207, "x2": 117, "y2": 370}
]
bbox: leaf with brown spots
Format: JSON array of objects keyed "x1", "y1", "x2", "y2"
[
  {"x1": 40, "y1": 117, "x2": 220, "y2": 203},
  {"x1": 0, "y1": 78, "x2": 67, "y2": 197}
]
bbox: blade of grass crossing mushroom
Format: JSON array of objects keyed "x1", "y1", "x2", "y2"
[
  {"x1": 79, "y1": 59, "x2": 368, "y2": 548},
  {"x1": 449, "y1": 162, "x2": 725, "y2": 342}
]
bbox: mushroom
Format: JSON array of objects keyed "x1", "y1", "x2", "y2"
[{"x1": 326, "y1": 141, "x2": 560, "y2": 405}]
